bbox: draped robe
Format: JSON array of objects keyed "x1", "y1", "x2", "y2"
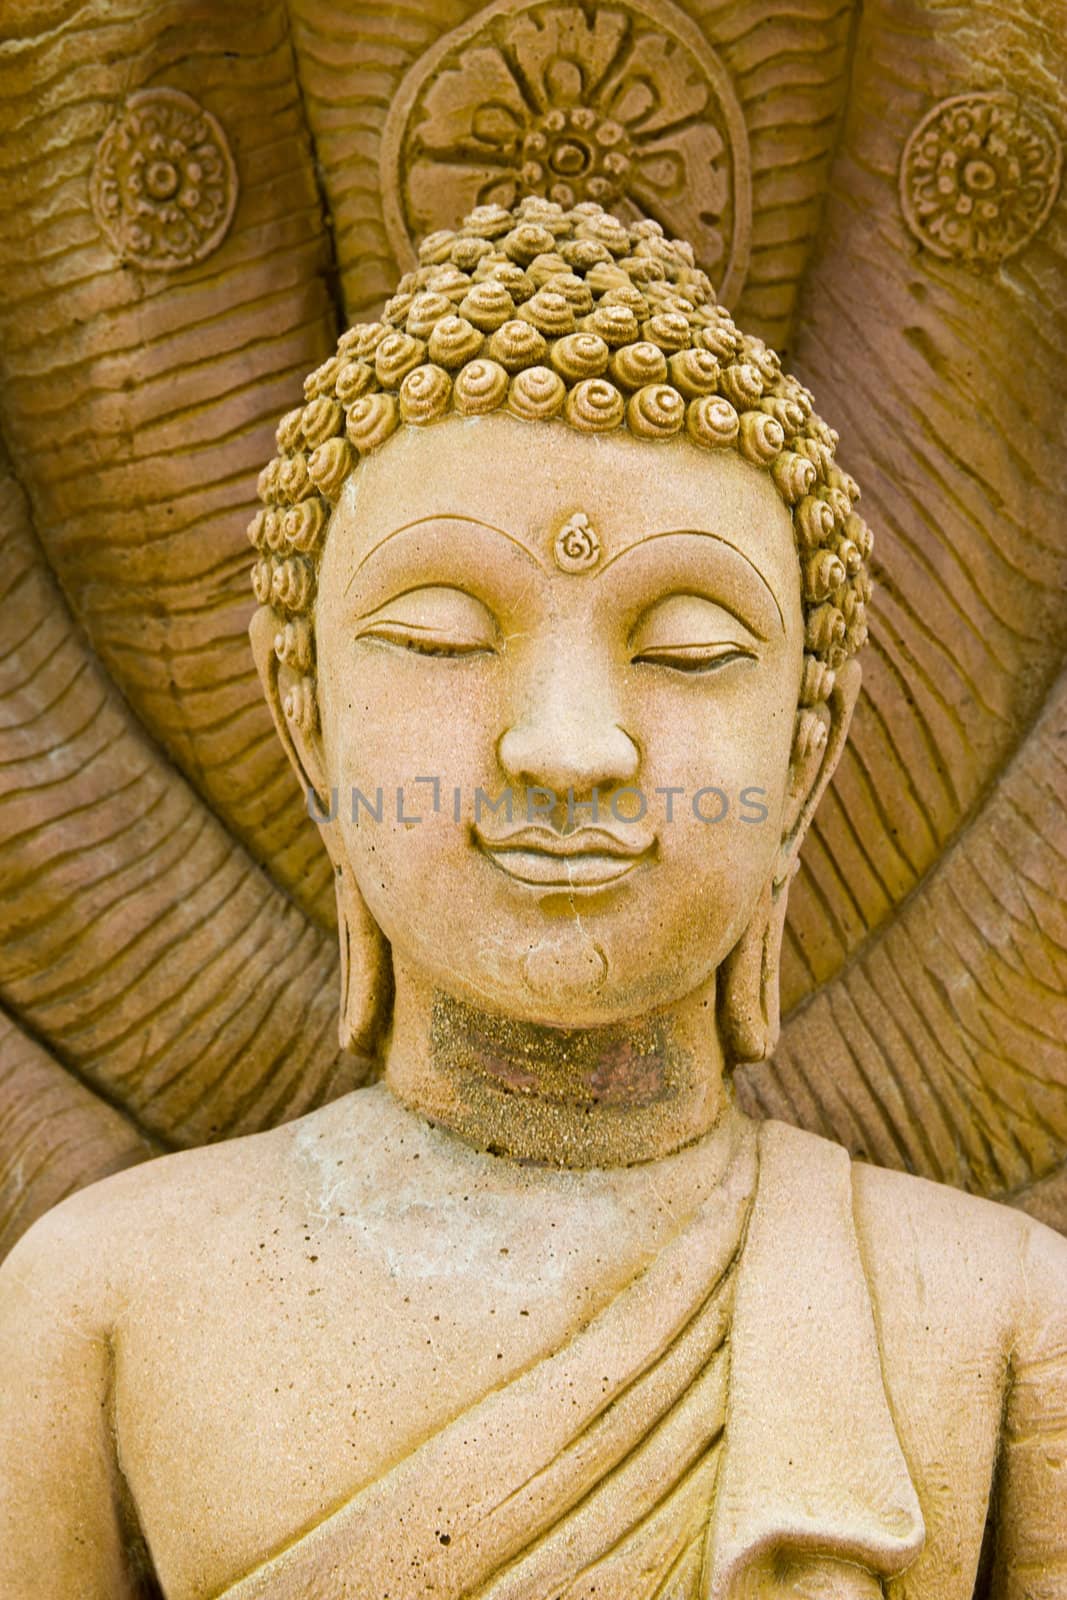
[{"x1": 215, "y1": 1123, "x2": 932, "y2": 1600}]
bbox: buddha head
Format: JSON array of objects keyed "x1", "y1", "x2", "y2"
[{"x1": 248, "y1": 198, "x2": 871, "y2": 1100}]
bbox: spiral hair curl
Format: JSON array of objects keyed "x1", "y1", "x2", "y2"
[{"x1": 250, "y1": 198, "x2": 871, "y2": 738}]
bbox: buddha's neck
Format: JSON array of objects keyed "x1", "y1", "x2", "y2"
[{"x1": 382, "y1": 963, "x2": 730, "y2": 1168}]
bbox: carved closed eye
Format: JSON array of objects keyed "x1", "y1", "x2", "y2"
[
  {"x1": 629, "y1": 593, "x2": 759, "y2": 674},
  {"x1": 355, "y1": 585, "x2": 498, "y2": 658}
]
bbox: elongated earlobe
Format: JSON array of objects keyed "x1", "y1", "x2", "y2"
[
  {"x1": 720, "y1": 661, "x2": 862, "y2": 1065},
  {"x1": 718, "y1": 868, "x2": 795, "y2": 1064},
  {"x1": 335, "y1": 861, "x2": 392, "y2": 1055}
]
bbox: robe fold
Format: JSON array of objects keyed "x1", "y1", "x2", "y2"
[{"x1": 216, "y1": 1124, "x2": 925, "y2": 1600}]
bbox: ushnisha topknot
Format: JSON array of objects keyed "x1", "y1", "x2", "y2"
[{"x1": 250, "y1": 197, "x2": 872, "y2": 745}]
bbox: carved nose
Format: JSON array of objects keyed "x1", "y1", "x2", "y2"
[{"x1": 498, "y1": 698, "x2": 640, "y2": 795}]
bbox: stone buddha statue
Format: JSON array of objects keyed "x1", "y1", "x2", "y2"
[{"x1": 0, "y1": 198, "x2": 1064, "y2": 1600}]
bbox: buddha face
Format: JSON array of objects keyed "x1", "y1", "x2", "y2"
[{"x1": 313, "y1": 413, "x2": 806, "y2": 1028}]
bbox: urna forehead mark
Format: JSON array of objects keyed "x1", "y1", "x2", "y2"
[{"x1": 553, "y1": 512, "x2": 601, "y2": 573}]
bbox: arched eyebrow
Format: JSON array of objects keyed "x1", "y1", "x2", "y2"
[
  {"x1": 345, "y1": 513, "x2": 545, "y2": 592},
  {"x1": 597, "y1": 528, "x2": 786, "y2": 637}
]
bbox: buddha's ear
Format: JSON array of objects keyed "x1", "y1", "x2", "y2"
[
  {"x1": 719, "y1": 660, "x2": 861, "y2": 1066},
  {"x1": 776, "y1": 658, "x2": 861, "y2": 888},
  {"x1": 249, "y1": 606, "x2": 330, "y2": 822},
  {"x1": 250, "y1": 607, "x2": 390, "y2": 1055}
]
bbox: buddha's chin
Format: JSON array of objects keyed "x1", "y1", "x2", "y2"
[
  {"x1": 520, "y1": 923, "x2": 609, "y2": 1007},
  {"x1": 480, "y1": 921, "x2": 701, "y2": 1030},
  {"x1": 391, "y1": 879, "x2": 742, "y2": 1026}
]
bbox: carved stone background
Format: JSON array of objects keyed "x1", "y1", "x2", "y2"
[{"x1": 0, "y1": 0, "x2": 1064, "y2": 1256}]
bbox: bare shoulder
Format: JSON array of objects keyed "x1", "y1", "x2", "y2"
[
  {"x1": 0, "y1": 1093, "x2": 374, "y2": 1325},
  {"x1": 0, "y1": 1112, "x2": 342, "y2": 1596},
  {"x1": 0, "y1": 1088, "x2": 421, "y2": 1597},
  {"x1": 850, "y1": 1157, "x2": 1067, "y2": 1343}
]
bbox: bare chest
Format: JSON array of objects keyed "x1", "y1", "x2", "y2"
[{"x1": 114, "y1": 1200, "x2": 666, "y2": 1598}]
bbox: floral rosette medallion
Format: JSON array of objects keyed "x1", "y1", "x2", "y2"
[
  {"x1": 900, "y1": 90, "x2": 1062, "y2": 267},
  {"x1": 382, "y1": 0, "x2": 751, "y2": 303},
  {"x1": 90, "y1": 86, "x2": 238, "y2": 271}
]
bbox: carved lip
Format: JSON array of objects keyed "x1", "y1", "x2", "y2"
[{"x1": 475, "y1": 827, "x2": 653, "y2": 887}]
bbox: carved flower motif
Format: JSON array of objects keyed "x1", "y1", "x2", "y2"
[
  {"x1": 90, "y1": 87, "x2": 238, "y2": 270},
  {"x1": 900, "y1": 91, "x2": 1062, "y2": 267},
  {"x1": 385, "y1": 1, "x2": 749, "y2": 299}
]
